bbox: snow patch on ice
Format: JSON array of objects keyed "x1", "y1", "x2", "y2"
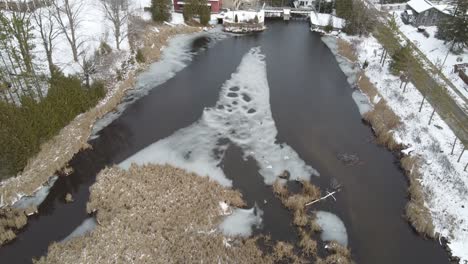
[
  {"x1": 219, "y1": 206, "x2": 263, "y2": 237},
  {"x1": 315, "y1": 211, "x2": 348, "y2": 246},
  {"x1": 62, "y1": 217, "x2": 97, "y2": 242},
  {"x1": 352, "y1": 90, "x2": 373, "y2": 115},
  {"x1": 13, "y1": 176, "x2": 58, "y2": 210},
  {"x1": 119, "y1": 47, "x2": 318, "y2": 185}
]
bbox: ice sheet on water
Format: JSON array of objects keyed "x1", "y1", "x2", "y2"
[
  {"x1": 13, "y1": 176, "x2": 58, "y2": 210},
  {"x1": 120, "y1": 47, "x2": 318, "y2": 185},
  {"x1": 90, "y1": 30, "x2": 228, "y2": 138},
  {"x1": 315, "y1": 211, "x2": 348, "y2": 246},
  {"x1": 219, "y1": 206, "x2": 263, "y2": 237},
  {"x1": 352, "y1": 90, "x2": 372, "y2": 115},
  {"x1": 61, "y1": 217, "x2": 97, "y2": 242}
]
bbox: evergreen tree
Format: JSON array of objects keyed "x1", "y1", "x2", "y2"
[
  {"x1": 342, "y1": 0, "x2": 375, "y2": 36},
  {"x1": 254, "y1": 15, "x2": 259, "y2": 24},
  {"x1": 335, "y1": 0, "x2": 352, "y2": 19},
  {"x1": 436, "y1": 0, "x2": 468, "y2": 51},
  {"x1": 151, "y1": 0, "x2": 172, "y2": 22},
  {"x1": 234, "y1": 14, "x2": 238, "y2": 23},
  {"x1": 389, "y1": 44, "x2": 412, "y2": 75},
  {"x1": 183, "y1": 5, "x2": 192, "y2": 22},
  {"x1": 199, "y1": 6, "x2": 210, "y2": 25}
]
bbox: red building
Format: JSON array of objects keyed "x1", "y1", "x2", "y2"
[{"x1": 173, "y1": 0, "x2": 222, "y2": 13}]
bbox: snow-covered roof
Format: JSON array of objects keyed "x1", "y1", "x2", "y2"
[
  {"x1": 407, "y1": 0, "x2": 434, "y2": 13},
  {"x1": 434, "y1": 4, "x2": 451, "y2": 14},
  {"x1": 309, "y1": 13, "x2": 344, "y2": 29}
]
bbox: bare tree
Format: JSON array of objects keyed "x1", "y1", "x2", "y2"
[
  {"x1": 100, "y1": 0, "x2": 128, "y2": 50},
  {"x1": 32, "y1": 6, "x2": 61, "y2": 75},
  {"x1": 52, "y1": 0, "x2": 85, "y2": 62}
]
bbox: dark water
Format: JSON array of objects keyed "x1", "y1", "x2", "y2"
[{"x1": 0, "y1": 21, "x2": 450, "y2": 264}]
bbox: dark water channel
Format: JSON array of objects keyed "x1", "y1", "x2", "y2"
[{"x1": 0, "y1": 21, "x2": 450, "y2": 264}]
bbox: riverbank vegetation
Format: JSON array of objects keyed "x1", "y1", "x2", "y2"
[
  {"x1": 0, "y1": 207, "x2": 27, "y2": 245},
  {"x1": 272, "y1": 179, "x2": 352, "y2": 263},
  {"x1": 0, "y1": 74, "x2": 104, "y2": 179},
  {"x1": 327, "y1": 6, "x2": 468, "y2": 259},
  {"x1": 35, "y1": 164, "x2": 270, "y2": 263},
  {"x1": 182, "y1": 0, "x2": 211, "y2": 26},
  {"x1": 0, "y1": 21, "x2": 200, "y2": 210},
  {"x1": 335, "y1": 37, "x2": 435, "y2": 237},
  {"x1": 36, "y1": 165, "x2": 352, "y2": 263}
]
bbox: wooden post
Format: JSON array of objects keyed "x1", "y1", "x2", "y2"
[
  {"x1": 403, "y1": 81, "x2": 409, "y2": 93},
  {"x1": 419, "y1": 94, "x2": 426, "y2": 112},
  {"x1": 428, "y1": 107, "x2": 436, "y2": 125},
  {"x1": 451, "y1": 137, "x2": 457, "y2": 155},
  {"x1": 458, "y1": 146, "x2": 465, "y2": 163}
]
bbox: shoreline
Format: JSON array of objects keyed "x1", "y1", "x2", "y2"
[
  {"x1": 0, "y1": 23, "x2": 201, "y2": 245},
  {"x1": 321, "y1": 34, "x2": 462, "y2": 263}
]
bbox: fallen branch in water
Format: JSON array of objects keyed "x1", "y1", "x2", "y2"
[{"x1": 305, "y1": 190, "x2": 338, "y2": 206}]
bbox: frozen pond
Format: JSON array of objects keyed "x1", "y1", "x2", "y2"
[{"x1": 0, "y1": 21, "x2": 450, "y2": 264}]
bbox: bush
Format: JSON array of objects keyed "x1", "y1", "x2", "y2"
[
  {"x1": 389, "y1": 44, "x2": 412, "y2": 75},
  {"x1": 98, "y1": 41, "x2": 112, "y2": 56},
  {"x1": 0, "y1": 74, "x2": 105, "y2": 178},
  {"x1": 135, "y1": 48, "x2": 145, "y2": 63},
  {"x1": 151, "y1": 0, "x2": 172, "y2": 22},
  {"x1": 199, "y1": 6, "x2": 210, "y2": 26}
]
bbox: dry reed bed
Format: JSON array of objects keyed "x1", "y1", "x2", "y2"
[
  {"x1": 0, "y1": 24, "x2": 201, "y2": 245},
  {"x1": 35, "y1": 164, "x2": 274, "y2": 263},
  {"x1": 273, "y1": 179, "x2": 352, "y2": 263},
  {"x1": 336, "y1": 38, "x2": 435, "y2": 238}
]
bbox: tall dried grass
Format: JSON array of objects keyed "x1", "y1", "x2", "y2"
[
  {"x1": 298, "y1": 229, "x2": 318, "y2": 256},
  {"x1": 35, "y1": 164, "x2": 271, "y2": 263},
  {"x1": 0, "y1": 208, "x2": 27, "y2": 245},
  {"x1": 400, "y1": 156, "x2": 435, "y2": 238},
  {"x1": 363, "y1": 99, "x2": 403, "y2": 151},
  {"x1": 337, "y1": 38, "x2": 403, "y2": 152},
  {"x1": 337, "y1": 39, "x2": 358, "y2": 63},
  {"x1": 316, "y1": 241, "x2": 352, "y2": 264}
]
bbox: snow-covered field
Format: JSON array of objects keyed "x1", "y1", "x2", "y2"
[
  {"x1": 393, "y1": 12, "x2": 468, "y2": 109},
  {"x1": 25, "y1": 0, "x2": 187, "y2": 77},
  {"x1": 324, "y1": 34, "x2": 468, "y2": 263}
]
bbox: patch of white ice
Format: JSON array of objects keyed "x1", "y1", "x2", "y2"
[
  {"x1": 219, "y1": 206, "x2": 263, "y2": 237},
  {"x1": 61, "y1": 217, "x2": 97, "y2": 242},
  {"x1": 352, "y1": 90, "x2": 373, "y2": 115},
  {"x1": 13, "y1": 176, "x2": 58, "y2": 210},
  {"x1": 119, "y1": 47, "x2": 319, "y2": 185},
  {"x1": 315, "y1": 211, "x2": 348, "y2": 246}
]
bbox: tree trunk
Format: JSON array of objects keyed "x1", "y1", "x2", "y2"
[
  {"x1": 403, "y1": 81, "x2": 409, "y2": 93},
  {"x1": 428, "y1": 107, "x2": 436, "y2": 125},
  {"x1": 458, "y1": 146, "x2": 465, "y2": 163},
  {"x1": 451, "y1": 137, "x2": 457, "y2": 155},
  {"x1": 418, "y1": 94, "x2": 425, "y2": 112}
]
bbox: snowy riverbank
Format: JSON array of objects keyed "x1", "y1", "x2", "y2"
[{"x1": 323, "y1": 34, "x2": 468, "y2": 263}]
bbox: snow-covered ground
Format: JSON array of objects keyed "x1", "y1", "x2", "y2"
[
  {"x1": 323, "y1": 34, "x2": 468, "y2": 263},
  {"x1": 393, "y1": 12, "x2": 468, "y2": 108},
  {"x1": 15, "y1": 0, "x2": 188, "y2": 78}
]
